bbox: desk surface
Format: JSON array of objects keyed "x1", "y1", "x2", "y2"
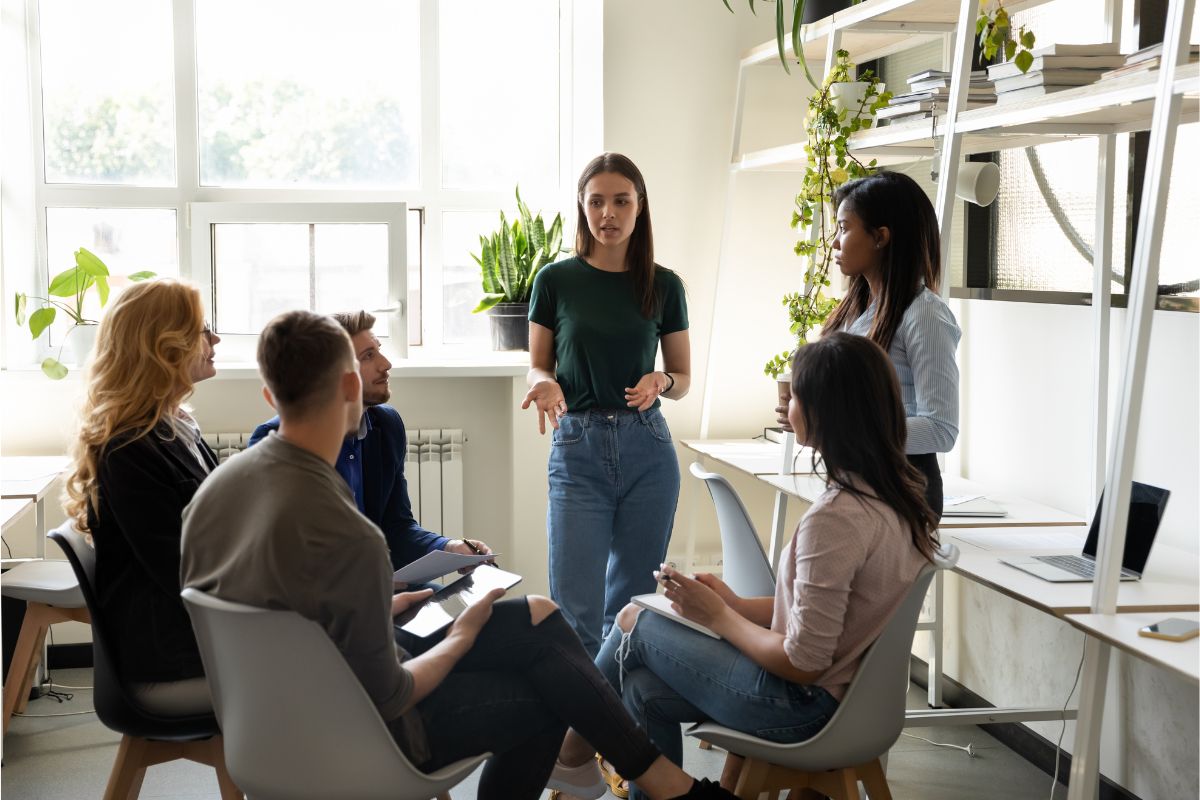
[
  {"x1": 1064, "y1": 612, "x2": 1200, "y2": 684},
  {"x1": 682, "y1": 439, "x2": 817, "y2": 476},
  {"x1": 948, "y1": 529, "x2": 1199, "y2": 617},
  {"x1": 1, "y1": 498, "x2": 34, "y2": 533},
  {"x1": 760, "y1": 474, "x2": 1086, "y2": 529},
  {"x1": 0, "y1": 455, "x2": 70, "y2": 500}
]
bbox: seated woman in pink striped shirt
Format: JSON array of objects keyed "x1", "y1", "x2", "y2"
[{"x1": 569, "y1": 332, "x2": 941, "y2": 800}]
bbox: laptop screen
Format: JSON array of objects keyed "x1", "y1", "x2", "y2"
[{"x1": 1082, "y1": 482, "x2": 1171, "y2": 575}]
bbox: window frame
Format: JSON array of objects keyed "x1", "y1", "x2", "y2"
[
  {"x1": 188, "y1": 201, "x2": 409, "y2": 361},
  {"x1": 5, "y1": 0, "x2": 584, "y2": 370}
]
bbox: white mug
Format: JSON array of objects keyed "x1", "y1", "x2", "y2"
[{"x1": 955, "y1": 161, "x2": 1001, "y2": 207}]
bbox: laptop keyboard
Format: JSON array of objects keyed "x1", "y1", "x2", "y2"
[{"x1": 1033, "y1": 555, "x2": 1135, "y2": 578}]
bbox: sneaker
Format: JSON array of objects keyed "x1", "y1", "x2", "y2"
[{"x1": 546, "y1": 757, "x2": 607, "y2": 800}]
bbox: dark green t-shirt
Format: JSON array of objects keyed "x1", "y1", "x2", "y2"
[{"x1": 528, "y1": 256, "x2": 689, "y2": 411}]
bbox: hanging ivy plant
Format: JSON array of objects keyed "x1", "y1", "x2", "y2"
[
  {"x1": 764, "y1": 50, "x2": 890, "y2": 378},
  {"x1": 977, "y1": 1, "x2": 1037, "y2": 74}
]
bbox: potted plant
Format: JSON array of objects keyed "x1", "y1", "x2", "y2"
[
  {"x1": 719, "y1": 0, "x2": 862, "y2": 89},
  {"x1": 471, "y1": 187, "x2": 566, "y2": 351},
  {"x1": 764, "y1": 50, "x2": 889, "y2": 426},
  {"x1": 14, "y1": 247, "x2": 154, "y2": 378}
]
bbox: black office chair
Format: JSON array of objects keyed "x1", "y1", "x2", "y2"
[{"x1": 48, "y1": 524, "x2": 241, "y2": 800}]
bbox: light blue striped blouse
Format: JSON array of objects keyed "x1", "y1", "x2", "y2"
[{"x1": 844, "y1": 287, "x2": 961, "y2": 455}]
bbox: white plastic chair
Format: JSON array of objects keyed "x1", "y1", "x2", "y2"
[
  {"x1": 689, "y1": 462, "x2": 775, "y2": 596},
  {"x1": 686, "y1": 544, "x2": 960, "y2": 800},
  {"x1": 182, "y1": 588, "x2": 488, "y2": 800}
]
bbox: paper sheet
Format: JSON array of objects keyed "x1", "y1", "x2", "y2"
[
  {"x1": 952, "y1": 530, "x2": 1085, "y2": 552},
  {"x1": 392, "y1": 550, "x2": 498, "y2": 585}
]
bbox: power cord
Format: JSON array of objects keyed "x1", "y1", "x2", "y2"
[
  {"x1": 2, "y1": 535, "x2": 12, "y2": 559},
  {"x1": 1050, "y1": 644, "x2": 1087, "y2": 800},
  {"x1": 900, "y1": 732, "x2": 976, "y2": 758}
]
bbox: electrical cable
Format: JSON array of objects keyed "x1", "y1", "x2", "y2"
[
  {"x1": 1050, "y1": 644, "x2": 1087, "y2": 799},
  {"x1": 2, "y1": 535, "x2": 12, "y2": 559},
  {"x1": 901, "y1": 731, "x2": 977, "y2": 757}
]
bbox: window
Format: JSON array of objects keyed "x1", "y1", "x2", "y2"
[{"x1": 6, "y1": 0, "x2": 581, "y2": 367}]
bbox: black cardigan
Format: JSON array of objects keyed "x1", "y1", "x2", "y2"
[{"x1": 90, "y1": 424, "x2": 217, "y2": 683}]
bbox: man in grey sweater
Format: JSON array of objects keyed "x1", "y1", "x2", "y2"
[{"x1": 180, "y1": 310, "x2": 738, "y2": 800}]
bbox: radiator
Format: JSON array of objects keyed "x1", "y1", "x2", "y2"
[{"x1": 202, "y1": 428, "x2": 465, "y2": 538}]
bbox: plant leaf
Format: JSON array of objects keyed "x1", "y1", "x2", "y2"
[
  {"x1": 29, "y1": 307, "x2": 56, "y2": 339},
  {"x1": 95, "y1": 275, "x2": 110, "y2": 307},
  {"x1": 47, "y1": 267, "x2": 86, "y2": 298},
  {"x1": 15, "y1": 293, "x2": 27, "y2": 326},
  {"x1": 472, "y1": 293, "x2": 505, "y2": 314},
  {"x1": 1014, "y1": 48, "x2": 1034, "y2": 73},
  {"x1": 1020, "y1": 28, "x2": 1035, "y2": 49},
  {"x1": 1004, "y1": 39, "x2": 1017, "y2": 61},
  {"x1": 775, "y1": 0, "x2": 791, "y2": 75},
  {"x1": 74, "y1": 247, "x2": 109, "y2": 277},
  {"x1": 496, "y1": 212, "x2": 516, "y2": 299},
  {"x1": 127, "y1": 271, "x2": 156, "y2": 281},
  {"x1": 720, "y1": 0, "x2": 733, "y2": 12},
  {"x1": 41, "y1": 358, "x2": 68, "y2": 380}
]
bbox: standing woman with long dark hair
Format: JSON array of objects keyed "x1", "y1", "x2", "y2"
[
  {"x1": 822, "y1": 170, "x2": 961, "y2": 515},
  {"x1": 522, "y1": 152, "x2": 690, "y2": 657}
]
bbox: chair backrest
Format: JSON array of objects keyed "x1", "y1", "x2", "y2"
[
  {"x1": 181, "y1": 587, "x2": 485, "y2": 800},
  {"x1": 689, "y1": 462, "x2": 775, "y2": 596},
  {"x1": 784, "y1": 543, "x2": 960, "y2": 768},
  {"x1": 48, "y1": 524, "x2": 218, "y2": 740}
]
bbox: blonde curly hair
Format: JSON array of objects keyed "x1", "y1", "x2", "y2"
[{"x1": 63, "y1": 279, "x2": 207, "y2": 534}]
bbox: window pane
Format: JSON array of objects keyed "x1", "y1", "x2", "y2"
[
  {"x1": 44, "y1": 208, "x2": 178, "y2": 343},
  {"x1": 1159, "y1": 123, "x2": 1199, "y2": 300},
  {"x1": 441, "y1": 212, "x2": 495, "y2": 345},
  {"x1": 196, "y1": 0, "x2": 420, "y2": 188},
  {"x1": 439, "y1": 0, "x2": 559, "y2": 190},
  {"x1": 38, "y1": 0, "x2": 175, "y2": 185},
  {"x1": 213, "y1": 223, "x2": 391, "y2": 335}
]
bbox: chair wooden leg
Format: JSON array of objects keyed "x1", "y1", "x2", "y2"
[
  {"x1": 835, "y1": 768, "x2": 860, "y2": 800},
  {"x1": 103, "y1": 735, "x2": 149, "y2": 800},
  {"x1": 720, "y1": 752, "x2": 745, "y2": 790},
  {"x1": 857, "y1": 759, "x2": 892, "y2": 800},
  {"x1": 207, "y1": 736, "x2": 243, "y2": 800},
  {"x1": 698, "y1": 738, "x2": 713, "y2": 750},
  {"x1": 733, "y1": 757, "x2": 771, "y2": 800},
  {"x1": 3, "y1": 604, "x2": 50, "y2": 732}
]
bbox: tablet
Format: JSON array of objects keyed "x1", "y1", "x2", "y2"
[{"x1": 395, "y1": 564, "x2": 523, "y2": 638}]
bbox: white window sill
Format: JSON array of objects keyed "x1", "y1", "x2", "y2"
[{"x1": 2, "y1": 352, "x2": 530, "y2": 381}]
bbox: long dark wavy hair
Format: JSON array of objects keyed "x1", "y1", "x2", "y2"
[
  {"x1": 791, "y1": 332, "x2": 939, "y2": 561},
  {"x1": 822, "y1": 171, "x2": 941, "y2": 352},
  {"x1": 575, "y1": 152, "x2": 658, "y2": 319}
]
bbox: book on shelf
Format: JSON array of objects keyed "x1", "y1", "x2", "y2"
[
  {"x1": 890, "y1": 87, "x2": 996, "y2": 105},
  {"x1": 877, "y1": 98, "x2": 993, "y2": 119},
  {"x1": 992, "y1": 68, "x2": 1104, "y2": 93},
  {"x1": 1099, "y1": 46, "x2": 1200, "y2": 80},
  {"x1": 880, "y1": 112, "x2": 934, "y2": 125},
  {"x1": 988, "y1": 54, "x2": 1127, "y2": 81},
  {"x1": 1025, "y1": 42, "x2": 1121, "y2": 57},
  {"x1": 994, "y1": 83, "x2": 1083, "y2": 104}
]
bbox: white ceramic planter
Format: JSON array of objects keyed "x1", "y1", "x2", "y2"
[{"x1": 62, "y1": 323, "x2": 98, "y2": 367}]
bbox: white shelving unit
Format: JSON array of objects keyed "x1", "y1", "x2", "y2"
[{"x1": 698, "y1": 1, "x2": 1199, "y2": 797}]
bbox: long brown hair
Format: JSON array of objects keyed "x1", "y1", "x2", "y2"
[
  {"x1": 575, "y1": 152, "x2": 658, "y2": 318},
  {"x1": 822, "y1": 171, "x2": 941, "y2": 352},
  {"x1": 64, "y1": 279, "x2": 207, "y2": 533},
  {"x1": 791, "y1": 332, "x2": 939, "y2": 561}
]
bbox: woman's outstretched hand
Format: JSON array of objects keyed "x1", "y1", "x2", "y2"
[
  {"x1": 625, "y1": 372, "x2": 666, "y2": 411},
  {"x1": 522, "y1": 379, "x2": 568, "y2": 434}
]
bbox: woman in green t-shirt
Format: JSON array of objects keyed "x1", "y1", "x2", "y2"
[{"x1": 524, "y1": 152, "x2": 691, "y2": 658}]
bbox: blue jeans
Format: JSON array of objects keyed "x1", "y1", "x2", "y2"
[
  {"x1": 596, "y1": 613, "x2": 839, "y2": 800},
  {"x1": 547, "y1": 407, "x2": 680, "y2": 657}
]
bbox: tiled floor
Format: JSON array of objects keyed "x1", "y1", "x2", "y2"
[{"x1": 1, "y1": 668, "x2": 1066, "y2": 798}]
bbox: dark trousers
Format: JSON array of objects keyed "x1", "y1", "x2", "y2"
[
  {"x1": 396, "y1": 598, "x2": 661, "y2": 800},
  {"x1": 907, "y1": 453, "x2": 944, "y2": 520}
]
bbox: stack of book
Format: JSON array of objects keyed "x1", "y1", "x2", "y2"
[
  {"x1": 1099, "y1": 42, "x2": 1200, "y2": 81},
  {"x1": 988, "y1": 43, "x2": 1125, "y2": 104},
  {"x1": 876, "y1": 69, "x2": 995, "y2": 126}
]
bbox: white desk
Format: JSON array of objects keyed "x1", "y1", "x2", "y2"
[
  {"x1": 1, "y1": 498, "x2": 34, "y2": 535},
  {"x1": 1, "y1": 456, "x2": 70, "y2": 559},
  {"x1": 1063, "y1": 612, "x2": 1199, "y2": 685},
  {"x1": 681, "y1": 439, "x2": 817, "y2": 476}
]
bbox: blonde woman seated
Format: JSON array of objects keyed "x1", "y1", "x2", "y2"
[{"x1": 63, "y1": 279, "x2": 221, "y2": 714}]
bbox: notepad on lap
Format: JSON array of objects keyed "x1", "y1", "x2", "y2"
[{"x1": 632, "y1": 593, "x2": 721, "y2": 639}]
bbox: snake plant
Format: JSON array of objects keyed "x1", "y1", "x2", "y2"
[{"x1": 471, "y1": 187, "x2": 566, "y2": 313}]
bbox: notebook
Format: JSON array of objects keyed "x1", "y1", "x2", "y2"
[
  {"x1": 395, "y1": 564, "x2": 522, "y2": 637},
  {"x1": 631, "y1": 592, "x2": 721, "y2": 639},
  {"x1": 942, "y1": 495, "x2": 1008, "y2": 518}
]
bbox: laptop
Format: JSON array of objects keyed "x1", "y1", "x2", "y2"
[{"x1": 1002, "y1": 482, "x2": 1170, "y2": 583}]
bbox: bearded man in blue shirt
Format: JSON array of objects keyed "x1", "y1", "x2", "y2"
[{"x1": 249, "y1": 310, "x2": 491, "y2": 571}]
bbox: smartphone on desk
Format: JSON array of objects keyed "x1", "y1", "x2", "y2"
[
  {"x1": 1138, "y1": 617, "x2": 1200, "y2": 642},
  {"x1": 395, "y1": 564, "x2": 522, "y2": 638}
]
